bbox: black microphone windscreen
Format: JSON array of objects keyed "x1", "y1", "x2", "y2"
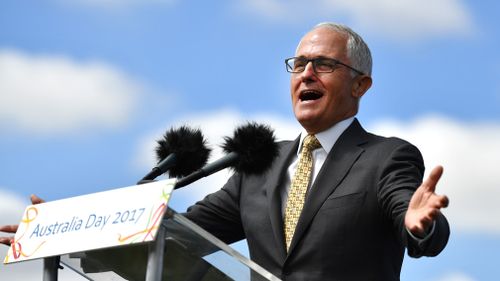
[
  {"x1": 221, "y1": 122, "x2": 279, "y2": 175},
  {"x1": 155, "y1": 126, "x2": 211, "y2": 178}
]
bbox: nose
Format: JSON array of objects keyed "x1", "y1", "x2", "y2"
[{"x1": 300, "y1": 61, "x2": 317, "y2": 82}]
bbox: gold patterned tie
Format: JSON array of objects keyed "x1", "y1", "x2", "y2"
[{"x1": 284, "y1": 134, "x2": 321, "y2": 251}]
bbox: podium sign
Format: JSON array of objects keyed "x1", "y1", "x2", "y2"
[{"x1": 4, "y1": 179, "x2": 176, "y2": 264}]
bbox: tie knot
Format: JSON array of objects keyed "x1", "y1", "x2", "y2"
[{"x1": 302, "y1": 134, "x2": 321, "y2": 152}]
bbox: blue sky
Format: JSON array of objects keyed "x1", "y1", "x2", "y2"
[{"x1": 1, "y1": 0, "x2": 499, "y2": 280}]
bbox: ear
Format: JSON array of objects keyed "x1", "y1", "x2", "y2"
[{"x1": 351, "y1": 75, "x2": 372, "y2": 98}]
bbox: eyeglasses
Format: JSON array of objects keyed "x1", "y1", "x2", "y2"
[{"x1": 285, "y1": 56, "x2": 364, "y2": 75}]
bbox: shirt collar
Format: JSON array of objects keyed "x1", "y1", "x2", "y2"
[{"x1": 297, "y1": 117, "x2": 355, "y2": 155}]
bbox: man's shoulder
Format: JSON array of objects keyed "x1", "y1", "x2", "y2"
[
  {"x1": 276, "y1": 138, "x2": 298, "y2": 149},
  {"x1": 361, "y1": 129, "x2": 421, "y2": 155},
  {"x1": 352, "y1": 120, "x2": 416, "y2": 148},
  {"x1": 329, "y1": 119, "x2": 421, "y2": 154},
  {"x1": 278, "y1": 139, "x2": 295, "y2": 145},
  {"x1": 366, "y1": 131, "x2": 413, "y2": 145}
]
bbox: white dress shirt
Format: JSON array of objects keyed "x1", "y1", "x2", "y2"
[{"x1": 281, "y1": 117, "x2": 355, "y2": 215}]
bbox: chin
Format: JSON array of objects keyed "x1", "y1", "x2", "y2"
[
  {"x1": 296, "y1": 118, "x2": 319, "y2": 133},
  {"x1": 295, "y1": 110, "x2": 320, "y2": 124}
]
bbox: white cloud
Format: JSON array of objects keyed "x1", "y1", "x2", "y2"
[
  {"x1": 236, "y1": 0, "x2": 475, "y2": 40},
  {"x1": 369, "y1": 115, "x2": 500, "y2": 234},
  {"x1": 0, "y1": 49, "x2": 143, "y2": 136},
  {"x1": 136, "y1": 111, "x2": 500, "y2": 234},
  {"x1": 433, "y1": 271, "x2": 477, "y2": 281}
]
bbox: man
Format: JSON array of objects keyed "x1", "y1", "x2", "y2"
[
  {"x1": 1, "y1": 22, "x2": 449, "y2": 280},
  {"x1": 182, "y1": 22, "x2": 450, "y2": 280}
]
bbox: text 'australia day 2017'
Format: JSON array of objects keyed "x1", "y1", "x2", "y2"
[{"x1": 29, "y1": 208, "x2": 146, "y2": 238}]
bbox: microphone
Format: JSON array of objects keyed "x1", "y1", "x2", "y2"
[
  {"x1": 174, "y1": 122, "x2": 279, "y2": 189},
  {"x1": 139, "y1": 126, "x2": 211, "y2": 183}
]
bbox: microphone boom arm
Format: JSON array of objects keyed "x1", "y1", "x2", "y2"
[
  {"x1": 175, "y1": 152, "x2": 239, "y2": 189},
  {"x1": 140, "y1": 153, "x2": 177, "y2": 182}
]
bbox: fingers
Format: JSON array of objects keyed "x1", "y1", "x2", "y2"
[
  {"x1": 409, "y1": 208, "x2": 441, "y2": 236},
  {"x1": 427, "y1": 193, "x2": 449, "y2": 209},
  {"x1": 405, "y1": 194, "x2": 448, "y2": 236},
  {"x1": 406, "y1": 215, "x2": 432, "y2": 237},
  {"x1": 0, "y1": 195, "x2": 43, "y2": 247},
  {"x1": 30, "y1": 194, "x2": 45, "y2": 205},
  {"x1": 406, "y1": 224, "x2": 425, "y2": 236},
  {"x1": 422, "y1": 195, "x2": 448, "y2": 228},
  {"x1": 437, "y1": 194, "x2": 449, "y2": 208},
  {"x1": 406, "y1": 168, "x2": 449, "y2": 238},
  {"x1": 0, "y1": 225, "x2": 18, "y2": 233},
  {"x1": 0, "y1": 225, "x2": 17, "y2": 246},
  {"x1": 0, "y1": 237, "x2": 14, "y2": 246}
]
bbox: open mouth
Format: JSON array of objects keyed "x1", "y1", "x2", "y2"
[{"x1": 299, "y1": 90, "x2": 323, "y2": 101}]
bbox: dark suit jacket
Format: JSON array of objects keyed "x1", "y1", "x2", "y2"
[{"x1": 185, "y1": 119, "x2": 449, "y2": 281}]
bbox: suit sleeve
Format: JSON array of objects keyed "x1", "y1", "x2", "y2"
[
  {"x1": 183, "y1": 172, "x2": 246, "y2": 244},
  {"x1": 377, "y1": 140, "x2": 450, "y2": 258}
]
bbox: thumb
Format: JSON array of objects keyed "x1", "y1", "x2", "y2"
[
  {"x1": 30, "y1": 194, "x2": 45, "y2": 205},
  {"x1": 423, "y1": 165, "x2": 444, "y2": 193}
]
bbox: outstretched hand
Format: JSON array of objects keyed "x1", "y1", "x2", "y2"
[
  {"x1": 0, "y1": 194, "x2": 44, "y2": 246},
  {"x1": 405, "y1": 166, "x2": 449, "y2": 237}
]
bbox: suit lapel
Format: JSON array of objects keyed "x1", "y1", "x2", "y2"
[
  {"x1": 265, "y1": 137, "x2": 300, "y2": 260},
  {"x1": 286, "y1": 119, "x2": 369, "y2": 255}
]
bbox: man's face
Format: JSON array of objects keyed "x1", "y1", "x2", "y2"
[{"x1": 291, "y1": 27, "x2": 360, "y2": 134}]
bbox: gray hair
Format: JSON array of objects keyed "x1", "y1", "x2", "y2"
[{"x1": 310, "y1": 22, "x2": 372, "y2": 76}]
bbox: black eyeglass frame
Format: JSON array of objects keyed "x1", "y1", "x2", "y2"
[{"x1": 285, "y1": 56, "x2": 365, "y2": 76}]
